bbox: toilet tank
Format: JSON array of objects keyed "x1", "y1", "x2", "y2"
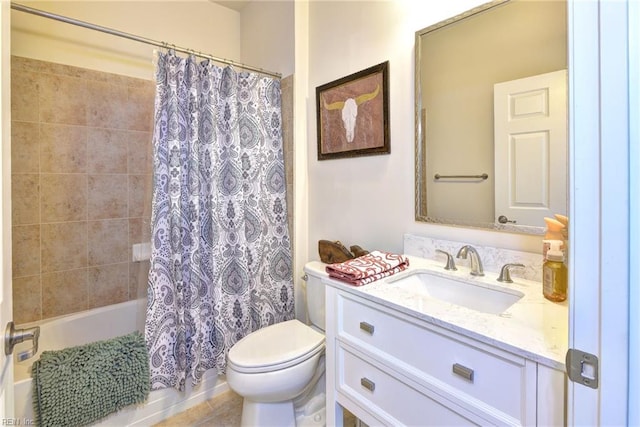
[{"x1": 304, "y1": 261, "x2": 329, "y2": 332}]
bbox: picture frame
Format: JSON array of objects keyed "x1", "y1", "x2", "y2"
[{"x1": 316, "y1": 61, "x2": 390, "y2": 160}]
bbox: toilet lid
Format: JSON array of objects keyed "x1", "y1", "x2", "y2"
[{"x1": 228, "y1": 319, "x2": 325, "y2": 373}]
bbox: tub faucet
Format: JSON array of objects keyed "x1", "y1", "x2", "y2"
[{"x1": 456, "y1": 245, "x2": 484, "y2": 276}]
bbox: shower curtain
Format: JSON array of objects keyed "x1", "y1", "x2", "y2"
[{"x1": 145, "y1": 52, "x2": 294, "y2": 391}]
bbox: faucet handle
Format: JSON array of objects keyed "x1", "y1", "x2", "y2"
[
  {"x1": 497, "y1": 263, "x2": 525, "y2": 283},
  {"x1": 5, "y1": 322, "x2": 40, "y2": 361},
  {"x1": 435, "y1": 249, "x2": 457, "y2": 271}
]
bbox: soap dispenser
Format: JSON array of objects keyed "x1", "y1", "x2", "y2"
[
  {"x1": 543, "y1": 240, "x2": 567, "y2": 302},
  {"x1": 543, "y1": 217, "x2": 565, "y2": 262},
  {"x1": 554, "y1": 213, "x2": 569, "y2": 268}
]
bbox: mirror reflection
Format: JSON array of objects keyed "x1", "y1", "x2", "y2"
[{"x1": 415, "y1": 0, "x2": 567, "y2": 234}]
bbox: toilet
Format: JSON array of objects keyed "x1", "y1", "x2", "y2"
[{"x1": 226, "y1": 261, "x2": 328, "y2": 427}]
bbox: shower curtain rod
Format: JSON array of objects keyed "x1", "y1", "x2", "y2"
[{"x1": 10, "y1": 2, "x2": 282, "y2": 79}]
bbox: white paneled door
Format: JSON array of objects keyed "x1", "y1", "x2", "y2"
[
  {"x1": 493, "y1": 69, "x2": 568, "y2": 228},
  {"x1": 568, "y1": 0, "x2": 631, "y2": 425}
]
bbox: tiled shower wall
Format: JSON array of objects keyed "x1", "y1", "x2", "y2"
[
  {"x1": 11, "y1": 56, "x2": 155, "y2": 324},
  {"x1": 281, "y1": 75, "x2": 294, "y2": 247},
  {"x1": 11, "y1": 56, "x2": 295, "y2": 325}
]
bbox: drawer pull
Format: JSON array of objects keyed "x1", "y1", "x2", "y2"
[
  {"x1": 359, "y1": 321, "x2": 375, "y2": 335},
  {"x1": 452, "y1": 363, "x2": 474, "y2": 382},
  {"x1": 360, "y1": 377, "x2": 375, "y2": 392}
]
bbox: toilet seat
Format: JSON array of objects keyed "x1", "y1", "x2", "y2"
[{"x1": 228, "y1": 319, "x2": 325, "y2": 374}]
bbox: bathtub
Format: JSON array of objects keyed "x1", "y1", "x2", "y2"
[{"x1": 13, "y1": 299, "x2": 229, "y2": 426}]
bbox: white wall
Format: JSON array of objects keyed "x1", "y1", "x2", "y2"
[
  {"x1": 10, "y1": 0, "x2": 546, "y2": 321},
  {"x1": 292, "y1": 1, "x2": 310, "y2": 320},
  {"x1": 306, "y1": 0, "x2": 542, "y2": 260},
  {"x1": 11, "y1": 0, "x2": 241, "y2": 80},
  {"x1": 240, "y1": 0, "x2": 294, "y2": 77}
]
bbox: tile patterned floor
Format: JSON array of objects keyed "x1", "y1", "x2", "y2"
[
  {"x1": 153, "y1": 390, "x2": 243, "y2": 427},
  {"x1": 153, "y1": 390, "x2": 358, "y2": 427}
]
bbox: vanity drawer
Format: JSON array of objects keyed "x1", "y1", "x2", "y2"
[
  {"x1": 336, "y1": 344, "x2": 481, "y2": 426},
  {"x1": 337, "y1": 293, "x2": 532, "y2": 422}
]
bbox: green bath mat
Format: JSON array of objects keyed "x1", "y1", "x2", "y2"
[{"x1": 31, "y1": 331, "x2": 150, "y2": 427}]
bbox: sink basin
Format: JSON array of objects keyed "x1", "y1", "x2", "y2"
[{"x1": 387, "y1": 271, "x2": 524, "y2": 314}]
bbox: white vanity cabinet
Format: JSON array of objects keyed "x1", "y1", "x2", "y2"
[{"x1": 325, "y1": 286, "x2": 566, "y2": 426}]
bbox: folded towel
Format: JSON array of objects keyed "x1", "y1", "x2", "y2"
[
  {"x1": 326, "y1": 250, "x2": 410, "y2": 286},
  {"x1": 32, "y1": 331, "x2": 150, "y2": 427}
]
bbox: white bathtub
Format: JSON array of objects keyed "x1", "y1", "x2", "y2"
[{"x1": 13, "y1": 299, "x2": 229, "y2": 426}]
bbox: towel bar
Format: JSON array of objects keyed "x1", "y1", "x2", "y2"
[{"x1": 434, "y1": 173, "x2": 488, "y2": 180}]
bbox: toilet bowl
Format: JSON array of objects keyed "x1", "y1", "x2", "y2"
[{"x1": 226, "y1": 262, "x2": 328, "y2": 427}]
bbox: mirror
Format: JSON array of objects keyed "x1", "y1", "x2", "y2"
[{"x1": 415, "y1": 0, "x2": 568, "y2": 235}]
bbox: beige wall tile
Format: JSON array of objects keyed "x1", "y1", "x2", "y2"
[
  {"x1": 88, "y1": 263, "x2": 129, "y2": 308},
  {"x1": 11, "y1": 70, "x2": 39, "y2": 123},
  {"x1": 281, "y1": 75, "x2": 294, "y2": 244},
  {"x1": 86, "y1": 80, "x2": 128, "y2": 129},
  {"x1": 40, "y1": 174, "x2": 87, "y2": 222},
  {"x1": 40, "y1": 124, "x2": 87, "y2": 173},
  {"x1": 129, "y1": 217, "x2": 151, "y2": 246},
  {"x1": 128, "y1": 174, "x2": 150, "y2": 218},
  {"x1": 143, "y1": 174, "x2": 153, "y2": 217},
  {"x1": 88, "y1": 219, "x2": 128, "y2": 266},
  {"x1": 12, "y1": 174, "x2": 40, "y2": 225},
  {"x1": 87, "y1": 128, "x2": 128, "y2": 174},
  {"x1": 12, "y1": 57, "x2": 159, "y2": 321},
  {"x1": 12, "y1": 225, "x2": 41, "y2": 278},
  {"x1": 41, "y1": 60, "x2": 88, "y2": 80},
  {"x1": 11, "y1": 56, "x2": 35, "y2": 73},
  {"x1": 13, "y1": 56, "x2": 85, "y2": 79},
  {"x1": 128, "y1": 217, "x2": 143, "y2": 246},
  {"x1": 129, "y1": 260, "x2": 150, "y2": 300},
  {"x1": 39, "y1": 73, "x2": 87, "y2": 125},
  {"x1": 41, "y1": 222, "x2": 87, "y2": 273},
  {"x1": 124, "y1": 85, "x2": 155, "y2": 132},
  {"x1": 88, "y1": 174, "x2": 128, "y2": 220},
  {"x1": 12, "y1": 276, "x2": 42, "y2": 324},
  {"x1": 127, "y1": 131, "x2": 153, "y2": 174},
  {"x1": 11, "y1": 121, "x2": 40, "y2": 174},
  {"x1": 42, "y1": 268, "x2": 88, "y2": 318}
]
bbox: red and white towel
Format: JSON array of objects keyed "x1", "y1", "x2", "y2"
[{"x1": 326, "y1": 250, "x2": 410, "y2": 286}]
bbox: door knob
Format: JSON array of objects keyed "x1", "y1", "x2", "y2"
[
  {"x1": 498, "y1": 215, "x2": 516, "y2": 224},
  {"x1": 5, "y1": 321, "x2": 40, "y2": 361}
]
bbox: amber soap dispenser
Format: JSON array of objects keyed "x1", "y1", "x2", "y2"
[{"x1": 543, "y1": 240, "x2": 567, "y2": 302}]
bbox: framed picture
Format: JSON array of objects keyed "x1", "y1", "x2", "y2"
[{"x1": 316, "y1": 61, "x2": 390, "y2": 160}]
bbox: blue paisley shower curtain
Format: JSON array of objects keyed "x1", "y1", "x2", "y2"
[{"x1": 145, "y1": 52, "x2": 294, "y2": 391}]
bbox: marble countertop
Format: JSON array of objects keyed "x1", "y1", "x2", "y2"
[{"x1": 321, "y1": 255, "x2": 568, "y2": 371}]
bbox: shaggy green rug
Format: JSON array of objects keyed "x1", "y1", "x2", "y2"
[{"x1": 32, "y1": 331, "x2": 150, "y2": 427}]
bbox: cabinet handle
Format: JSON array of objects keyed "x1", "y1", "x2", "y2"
[
  {"x1": 359, "y1": 321, "x2": 375, "y2": 335},
  {"x1": 360, "y1": 377, "x2": 375, "y2": 392},
  {"x1": 452, "y1": 363, "x2": 474, "y2": 382}
]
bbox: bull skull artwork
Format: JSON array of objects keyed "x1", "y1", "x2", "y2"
[{"x1": 323, "y1": 84, "x2": 380, "y2": 143}]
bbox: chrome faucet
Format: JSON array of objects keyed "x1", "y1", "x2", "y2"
[{"x1": 456, "y1": 245, "x2": 484, "y2": 276}]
